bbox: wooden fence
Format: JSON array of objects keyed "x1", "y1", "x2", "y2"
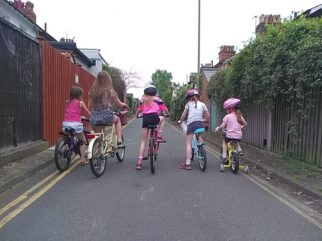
[{"x1": 41, "y1": 40, "x2": 95, "y2": 146}]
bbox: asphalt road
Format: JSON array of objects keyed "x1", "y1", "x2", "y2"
[{"x1": 1, "y1": 119, "x2": 322, "y2": 241}]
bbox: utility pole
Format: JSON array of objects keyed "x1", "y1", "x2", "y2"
[{"x1": 197, "y1": 0, "x2": 201, "y2": 90}]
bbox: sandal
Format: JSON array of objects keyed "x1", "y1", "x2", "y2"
[{"x1": 80, "y1": 160, "x2": 89, "y2": 166}]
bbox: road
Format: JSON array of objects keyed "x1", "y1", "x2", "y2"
[{"x1": 0, "y1": 119, "x2": 322, "y2": 241}]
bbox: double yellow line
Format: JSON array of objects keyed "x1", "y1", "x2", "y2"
[
  {"x1": 0, "y1": 117, "x2": 137, "y2": 229},
  {"x1": 0, "y1": 159, "x2": 79, "y2": 229}
]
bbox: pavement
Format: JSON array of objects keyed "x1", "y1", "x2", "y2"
[{"x1": 1, "y1": 121, "x2": 322, "y2": 203}]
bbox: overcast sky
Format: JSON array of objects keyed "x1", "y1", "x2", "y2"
[{"x1": 31, "y1": 0, "x2": 321, "y2": 97}]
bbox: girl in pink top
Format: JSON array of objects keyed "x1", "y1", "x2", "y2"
[
  {"x1": 135, "y1": 85, "x2": 169, "y2": 170},
  {"x1": 62, "y1": 86, "x2": 90, "y2": 166},
  {"x1": 215, "y1": 98, "x2": 247, "y2": 163}
]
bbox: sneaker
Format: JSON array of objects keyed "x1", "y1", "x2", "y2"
[
  {"x1": 135, "y1": 159, "x2": 143, "y2": 170},
  {"x1": 157, "y1": 136, "x2": 166, "y2": 143},
  {"x1": 221, "y1": 157, "x2": 228, "y2": 165},
  {"x1": 238, "y1": 151, "x2": 244, "y2": 156},
  {"x1": 177, "y1": 162, "x2": 192, "y2": 170},
  {"x1": 117, "y1": 142, "x2": 125, "y2": 148}
]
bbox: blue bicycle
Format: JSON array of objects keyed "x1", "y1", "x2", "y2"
[{"x1": 181, "y1": 121, "x2": 207, "y2": 171}]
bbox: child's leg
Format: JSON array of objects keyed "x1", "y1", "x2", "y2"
[
  {"x1": 185, "y1": 134, "x2": 193, "y2": 165},
  {"x1": 76, "y1": 132, "x2": 87, "y2": 164},
  {"x1": 138, "y1": 128, "x2": 149, "y2": 159},
  {"x1": 157, "y1": 116, "x2": 165, "y2": 138},
  {"x1": 236, "y1": 142, "x2": 242, "y2": 152},
  {"x1": 113, "y1": 115, "x2": 122, "y2": 143},
  {"x1": 222, "y1": 140, "x2": 227, "y2": 159}
]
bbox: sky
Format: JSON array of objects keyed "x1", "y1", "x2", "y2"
[{"x1": 30, "y1": 0, "x2": 321, "y2": 97}]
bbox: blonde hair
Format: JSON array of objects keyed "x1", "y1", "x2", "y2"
[{"x1": 89, "y1": 71, "x2": 116, "y2": 106}]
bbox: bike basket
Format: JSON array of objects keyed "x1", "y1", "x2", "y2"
[
  {"x1": 180, "y1": 122, "x2": 187, "y2": 134},
  {"x1": 119, "y1": 111, "x2": 128, "y2": 125}
]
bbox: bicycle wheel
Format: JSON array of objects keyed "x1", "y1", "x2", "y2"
[
  {"x1": 231, "y1": 152, "x2": 239, "y2": 174},
  {"x1": 149, "y1": 137, "x2": 155, "y2": 174},
  {"x1": 116, "y1": 135, "x2": 125, "y2": 162},
  {"x1": 89, "y1": 137, "x2": 106, "y2": 177},
  {"x1": 191, "y1": 147, "x2": 194, "y2": 161},
  {"x1": 54, "y1": 136, "x2": 72, "y2": 172},
  {"x1": 197, "y1": 145, "x2": 207, "y2": 171}
]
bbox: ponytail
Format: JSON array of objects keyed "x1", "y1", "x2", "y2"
[{"x1": 192, "y1": 95, "x2": 198, "y2": 108}]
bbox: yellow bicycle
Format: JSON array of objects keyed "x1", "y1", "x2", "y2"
[{"x1": 219, "y1": 140, "x2": 249, "y2": 174}]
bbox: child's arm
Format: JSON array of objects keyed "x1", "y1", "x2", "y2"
[
  {"x1": 240, "y1": 116, "x2": 247, "y2": 128},
  {"x1": 80, "y1": 101, "x2": 91, "y2": 117},
  {"x1": 178, "y1": 109, "x2": 188, "y2": 123},
  {"x1": 215, "y1": 116, "x2": 227, "y2": 132}
]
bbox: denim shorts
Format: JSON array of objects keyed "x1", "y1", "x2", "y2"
[{"x1": 62, "y1": 121, "x2": 83, "y2": 133}]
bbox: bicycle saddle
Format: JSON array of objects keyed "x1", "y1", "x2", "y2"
[
  {"x1": 63, "y1": 127, "x2": 76, "y2": 135},
  {"x1": 193, "y1": 128, "x2": 205, "y2": 134}
]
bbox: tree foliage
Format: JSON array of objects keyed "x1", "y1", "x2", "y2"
[
  {"x1": 103, "y1": 64, "x2": 126, "y2": 101},
  {"x1": 207, "y1": 16, "x2": 322, "y2": 112},
  {"x1": 170, "y1": 83, "x2": 193, "y2": 121},
  {"x1": 151, "y1": 69, "x2": 173, "y2": 106}
]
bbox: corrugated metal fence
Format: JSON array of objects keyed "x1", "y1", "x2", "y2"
[
  {"x1": 41, "y1": 41, "x2": 95, "y2": 146},
  {"x1": 0, "y1": 20, "x2": 41, "y2": 151}
]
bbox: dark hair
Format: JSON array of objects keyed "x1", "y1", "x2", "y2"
[{"x1": 70, "y1": 86, "x2": 83, "y2": 100}]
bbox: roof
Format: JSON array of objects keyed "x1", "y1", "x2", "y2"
[
  {"x1": 4, "y1": 0, "x2": 56, "y2": 41},
  {"x1": 301, "y1": 3, "x2": 322, "y2": 18},
  {"x1": 48, "y1": 41, "x2": 94, "y2": 67}
]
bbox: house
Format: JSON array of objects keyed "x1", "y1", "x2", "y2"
[{"x1": 79, "y1": 48, "x2": 108, "y2": 77}]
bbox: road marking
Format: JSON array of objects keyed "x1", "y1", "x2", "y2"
[
  {"x1": 246, "y1": 173, "x2": 322, "y2": 230},
  {"x1": 167, "y1": 121, "x2": 322, "y2": 229},
  {"x1": 0, "y1": 160, "x2": 79, "y2": 229},
  {"x1": 0, "y1": 120, "x2": 135, "y2": 229},
  {"x1": 0, "y1": 171, "x2": 57, "y2": 216}
]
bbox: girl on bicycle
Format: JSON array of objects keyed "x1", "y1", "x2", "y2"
[
  {"x1": 88, "y1": 71, "x2": 128, "y2": 148},
  {"x1": 135, "y1": 85, "x2": 169, "y2": 170},
  {"x1": 177, "y1": 89, "x2": 209, "y2": 170},
  {"x1": 215, "y1": 98, "x2": 247, "y2": 164},
  {"x1": 62, "y1": 86, "x2": 91, "y2": 166}
]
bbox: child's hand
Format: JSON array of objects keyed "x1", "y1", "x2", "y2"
[
  {"x1": 215, "y1": 126, "x2": 220, "y2": 132},
  {"x1": 177, "y1": 120, "x2": 181, "y2": 125}
]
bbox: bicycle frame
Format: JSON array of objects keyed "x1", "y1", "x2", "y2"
[{"x1": 222, "y1": 141, "x2": 248, "y2": 173}]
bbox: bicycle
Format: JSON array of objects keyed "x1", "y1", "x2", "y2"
[
  {"x1": 86, "y1": 110, "x2": 127, "y2": 177},
  {"x1": 138, "y1": 114, "x2": 167, "y2": 174},
  {"x1": 54, "y1": 118, "x2": 90, "y2": 172},
  {"x1": 219, "y1": 139, "x2": 249, "y2": 174},
  {"x1": 180, "y1": 121, "x2": 207, "y2": 171}
]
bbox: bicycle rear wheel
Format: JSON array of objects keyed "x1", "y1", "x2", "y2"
[
  {"x1": 231, "y1": 152, "x2": 239, "y2": 174},
  {"x1": 149, "y1": 137, "x2": 155, "y2": 174},
  {"x1": 116, "y1": 135, "x2": 125, "y2": 162},
  {"x1": 89, "y1": 137, "x2": 106, "y2": 177},
  {"x1": 197, "y1": 145, "x2": 207, "y2": 171},
  {"x1": 54, "y1": 136, "x2": 72, "y2": 172}
]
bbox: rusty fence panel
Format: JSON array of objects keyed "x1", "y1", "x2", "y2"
[
  {"x1": 0, "y1": 20, "x2": 41, "y2": 151},
  {"x1": 41, "y1": 41, "x2": 95, "y2": 146}
]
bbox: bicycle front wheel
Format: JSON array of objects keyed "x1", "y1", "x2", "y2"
[
  {"x1": 149, "y1": 137, "x2": 155, "y2": 174},
  {"x1": 54, "y1": 136, "x2": 72, "y2": 172},
  {"x1": 231, "y1": 152, "x2": 239, "y2": 174},
  {"x1": 116, "y1": 135, "x2": 125, "y2": 162},
  {"x1": 89, "y1": 137, "x2": 106, "y2": 177},
  {"x1": 197, "y1": 145, "x2": 207, "y2": 171}
]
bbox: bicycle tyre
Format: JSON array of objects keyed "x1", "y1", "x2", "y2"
[
  {"x1": 54, "y1": 136, "x2": 71, "y2": 172},
  {"x1": 231, "y1": 152, "x2": 239, "y2": 174},
  {"x1": 191, "y1": 147, "x2": 194, "y2": 161},
  {"x1": 149, "y1": 137, "x2": 155, "y2": 174},
  {"x1": 89, "y1": 137, "x2": 106, "y2": 177},
  {"x1": 116, "y1": 135, "x2": 125, "y2": 162},
  {"x1": 197, "y1": 145, "x2": 207, "y2": 171}
]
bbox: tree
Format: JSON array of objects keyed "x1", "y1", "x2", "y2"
[
  {"x1": 151, "y1": 69, "x2": 173, "y2": 106},
  {"x1": 103, "y1": 64, "x2": 126, "y2": 101},
  {"x1": 121, "y1": 70, "x2": 144, "y2": 92}
]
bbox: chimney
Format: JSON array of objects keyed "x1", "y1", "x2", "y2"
[
  {"x1": 218, "y1": 45, "x2": 236, "y2": 62},
  {"x1": 13, "y1": 0, "x2": 37, "y2": 23}
]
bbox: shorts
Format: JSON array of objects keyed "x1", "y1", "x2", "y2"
[
  {"x1": 222, "y1": 131, "x2": 241, "y2": 143},
  {"x1": 62, "y1": 121, "x2": 83, "y2": 134},
  {"x1": 90, "y1": 109, "x2": 114, "y2": 126},
  {"x1": 186, "y1": 121, "x2": 203, "y2": 135},
  {"x1": 142, "y1": 113, "x2": 160, "y2": 128}
]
